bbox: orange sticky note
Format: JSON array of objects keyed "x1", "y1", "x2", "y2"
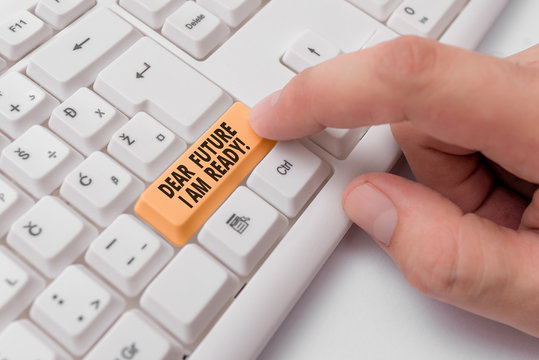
[{"x1": 135, "y1": 103, "x2": 275, "y2": 246}]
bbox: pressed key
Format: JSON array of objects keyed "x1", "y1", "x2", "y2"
[
  {"x1": 107, "y1": 112, "x2": 187, "y2": 182},
  {"x1": 95, "y1": 37, "x2": 232, "y2": 143},
  {"x1": 0, "y1": 72, "x2": 59, "y2": 138},
  {"x1": 30, "y1": 265, "x2": 125, "y2": 356},
  {"x1": 49, "y1": 87, "x2": 128, "y2": 156},
  {"x1": 310, "y1": 126, "x2": 369, "y2": 159},
  {"x1": 198, "y1": 0, "x2": 261, "y2": 28},
  {"x1": 387, "y1": 0, "x2": 468, "y2": 39},
  {"x1": 282, "y1": 30, "x2": 342, "y2": 73},
  {"x1": 84, "y1": 309, "x2": 184, "y2": 360},
  {"x1": 0, "y1": 246, "x2": 45, "y2": 330},
  {"x1": 119, "y1": 0, "x2": 186, "y2": 29},
  {"x1": 0, "y1": 10, "x2": 52, "y2": 61},
  {"x1": 0, "y1": 320, "x2": 72, "y2": 360},
  {"x1": 163, "y1": 1, "x2": 230, "y2": 59},
  {"x1": 0, "y1": 125, "x2": 83, "y2": 198},
  {"x1": 247, "y1": 141, "x2": 331, "y2": 218},
  {"x1": 36, "y1": 0, "x2": 96, "y2": 30},
  {"x1": 27, "y1": 8, "x2": 141, "y2": 100},
  {"x1": 0, "y1": 174, "x2": 34, "y2": 237},
  {"x1": 60, "y1": 151, "x2": 144, "y2": 227},
  {"x1": 7, "y1": 196, "x2": 97, "y2": 278},
  {"x1": 85, "y1": 214, "x2": 173, "y2": 297},
  {"x1": 135, "y1": 102, "x2": 275, "y2": 246},
  {"x1": 140, "y1": 244, "x2": 240, "y2": 345},
  {"x1": 199, "y1": 186, "x2": 288, "y2": 276},
  {"x1": 348, "y1": 0, "x2": 403, "y2": 21}
]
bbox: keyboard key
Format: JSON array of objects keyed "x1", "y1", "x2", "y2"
[
  {"x1": 49, "y1": 87, "x2": 128, "y2": 156},
  {"x1": 0, "y1": 320, "x2": 72, "y2": 360},
  {"x1": 119, "y1": 0, "x2": 186, "y2": 29},
  {"x1": 107, "y1": 112, "x2": 187, "y2": 182},
  {"x1": 0, "y1": 174, "x2": 33, "y2": 237},
  {"x1": 85, "y1": 214, "x2": 173, "y2": 297},
  {"x1": 30, "y1": 265, "x2": 125, "y2": 356},
  {"x1": 7, "y1": 196, "x2": 97, "y2": 278},
  {"x1": 282, "y1": 30, "x2": 342, "y2": 73},
  {"x1": 361, "y1": 28, "x2": 398, "y2": 48},
  {"x1": 0, "y1": 246, "x2": 45, "y2": 330},
  {"x1": 0, "y1": 10, "x2": 52, "y2": 61},
  {"x1": 197, "y1": 0, "x2": 261, "y2": 28},
  {"x1": 60, "y1": 151, "x2": 144, "y2": 227},
  {"x1": 348, "y1": 0, "x2": 402, "y2": 21},
  {"x1": 84, "y1": 309, "x2": 184, "y2": 360},
  {"x1": 199, "y1": 186, "x2": 288, "y2": 276},
  {"x1": 36, "y1": 0, "x2": 96, "y2": 30},
  {"x1": 310, "y1": 127, "x2": 369, "y2": 159},
  {"x1": 162, "y1": 1, "x2": 230, "y2": 59},
  {"x1": 140, "y1": 244, "x2": 240, "y2": 345},
  {"x1": 247, "y1": 141, "x2": 331, "y2": 218},
  {"x1": 387, "y1": 0, "x2": 468, "y2": 39},
  {"x1": 0, "y1": 125, "x2": 83, "y2": 197},
  {"x1": 0, "y1": 72, "x2": 59, "y2": 138},
  {"x1": 135, "y1": 103, "x2": 275, "y2": 246},
  {"x1": 27, "y1": 8, "x2": 141, "y2": 100},
  {"x1": 95, "y1": 37, "x2": 233, "y2": 143},
  {"x1": 0, "y1": 132, "x2": 9, "y2": 151}
]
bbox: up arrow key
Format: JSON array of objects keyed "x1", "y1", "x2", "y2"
[
  {"x1": 73, "y1": 37, "x2": 90, "y2": 51},
  {"x1": 282, "y1": 30, "x2": 341, "y2": 73},
  {"x1": 308, "y1": 47, "x2": 320, "y2": 56}
]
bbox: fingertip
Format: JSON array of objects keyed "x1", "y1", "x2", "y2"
[{"x1": 249, "y1": 89, "x2": 282, "y2": 138}]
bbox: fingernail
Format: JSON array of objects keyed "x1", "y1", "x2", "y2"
[
  {"x1": 249, "y1": 89, "x2": 282, "y2": 127},
  {"x1": 343, "y1": 183, "x2": 397, "y2": 246}
]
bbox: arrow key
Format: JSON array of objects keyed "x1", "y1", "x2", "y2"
[{"x1": 282, "y1": 30, "x2": 342, "y2": 73}]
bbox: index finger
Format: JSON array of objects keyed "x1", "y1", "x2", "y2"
[{"x1": 249, "y1": 37, "x2": 539, "y2": 183}]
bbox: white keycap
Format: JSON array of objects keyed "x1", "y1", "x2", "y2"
[
  {"x1": 108, "y1": 112, "x2": 186, "y2": 182},
  {"x1": 120, "y1": 0, "x2": 186, "y2": 29},
  {"x1": 0, "y1": 174, "x2": 33, "y2": 237},
  {"x1": 141, "y1": 244, "x2": 240, "y2": 345},
  {"x1": 197, "y1": 0, "x2": 261, "y2": 28},
  {"x1": 36, "y1": 0, "x2": 96, "y2": 30},
  {"x1": 30, "y1": 265, "x2": 125, "y2": 356},
  {"x1": 84, "y1": 309, "x2": 184, "y2": 360},
  {"x1": 7, "y1": 196, "x2": 97, "y2": 278},
  {"x1": 0, "y1": 246, "x2": 45, "y2": 329},
  {"x1": 0, "y1": 72, "x2": 59, "y2": 138},
  {"x1": 282, "y1": 30, "x2": 342, "y2": 73},
  {"x1": 0, "y1": 132, "x2": 9, "y2": 151},
  {"x1": 0, "y1": 320, "x2": 72, "y2": 360},
  {"x1": 310, "y1": 127, "x2": 369, "y2": 159},
  {"x1": 0, "y1": 125, "x2": 83, "y2": 197},
  {"x1": 247, "y1": 141, "x2": 331, "y2": 218},
  {"x1": 95, "y1": 37, "x2": 232, "y2": 143},
  {"x1": 199, "y1": 186, "x2": 288, "y2": 277},
  {"x1": 0, "y1": 10, "x2": 52, "y2": 61},
  {"x1": 60, "y1": 151, "x2": 144, "y2": 227},
  {"x1": 86, "y1": 214, "x2": 173, "y2": 297},
  {"x1": 49, "y1": 87, "x2": 128, "y2": 156},
  {"x1": 162, "y1": 1, "x2": 230, "y2": 59},
  {"x1": 361, "y1": 28, "x2": 398, "y2": 48},
  {"x1": 348, "y1": 0, "x2": 402, "y2": 21},
  {"x1": 27, "y1": 8, "x2": 140, "y2": 100},
  {"x1": 387, "y1": 0, "x2": 468, "y2": 39}
]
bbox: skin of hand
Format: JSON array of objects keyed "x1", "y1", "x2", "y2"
[{"x1": 249, "y1": 36, "x2": 539, "y2": 338}]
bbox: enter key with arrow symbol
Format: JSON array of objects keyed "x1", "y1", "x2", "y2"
[
  {"x1": 136, "y1": 62, "x2": 151, "y2": 79},
  {"x1": 73, "y1": 37, "x2": 91, "y2": 51}
]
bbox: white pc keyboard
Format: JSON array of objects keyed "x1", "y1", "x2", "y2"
[{"x1": 0, "y1": 0, "x2": 509, "y2": 359}]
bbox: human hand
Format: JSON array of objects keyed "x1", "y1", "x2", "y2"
[{"x1": 249, "y1": 36, "x2": 539, "y2": 338}]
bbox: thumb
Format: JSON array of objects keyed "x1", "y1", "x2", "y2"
[{"x1": 343, "y1": 173, "x2": 539, "y2": 337}]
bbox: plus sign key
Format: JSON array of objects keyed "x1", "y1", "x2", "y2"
[{"x1": 0, "y1": 72, "x2": 59, "y2": 138}]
